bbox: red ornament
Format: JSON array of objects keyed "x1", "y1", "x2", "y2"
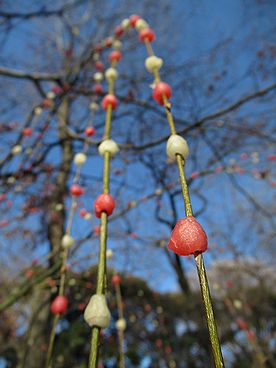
[
  {"x1": 112, "y1": 274, "x2": 121, "y2": 285},
  {"x1": 236, "y1": 318, "x2": 249, "y2": 331},
  {"x1": 70, "y1": 184, "x2": 84, "y2": 197},
  {"x1": 129, "y1": 14, "x2": 141, "y2": 27},
  {"x1": 139, "y1": 28, "x2": 155, "y2": 42},
  {"x1": 152, "y1": 82, "x2": 172, "y2": 105},
  {"x1": 95, "y1": 61, "x2": 104, "y2": 71},
  {"x1": 101, "y1": 94, "x2": 118, "y2": 110},
  {"x1": 52, "y1": 86, "x2": 63, "y2": 94},
  {"x1": 85, "y1": 126, "x2": 96, "y2": 136},
  {"x1": 23, "y1": 127, "x2": 32, "y2": 136},
  {"x1": 94, "y1": 193, "x2": 115, "y2": 218},
  {"x1": 80, "y1": 208, "x2": 87, "y2": 217},
  {"x1": 93, "y1": 84, "x2": 103, "y2": 94},
  {"x1": 114, "y1": 25, "x2": 124, "y2": 37},
  {"x1": 105, "y1": 37, "x2": 113, "y2": 48},
  {"x1": 50, "y1": 295, "x2": 68, "y2": 315},
  {"x1": 42, "y1": 99, "x2": 51, "y2": 108},
  {"x1": 168, "y1": 216, "x2": 208, "y2": 256},
  {"x1": 94, "y1": 44, "x2": 102, "y2": 52},
  {"x1": 108, "y1": 50, "x2": 122, "y2": 62}
]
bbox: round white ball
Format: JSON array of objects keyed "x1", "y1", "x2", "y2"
[
  {"x1": 135, "y1": 19, "x2": 149, "y2": 31},
  {"x1": 121, "y1": 18, "x2": 130, "y2": 29},
  {"x1": 93, "y1": 72, "x2": 103, "y2": 82},
  {"x1": 106, "y1": 249, "x2": 113, "y2": 259},
  {"x1": 61, "y1": 234, "x2": 74, "y2": 248},
  {"x1": 145, "y1": 56, "x2": 163, "y2": 73},
  {"x1": 166, "y1": 135, "x2": 189, "y2": 161},
  {"x1": 74, "y1": 152, "x2": 87, "y2": 166},
  {"x1": 112, "y1": 39, "x2": 122, "y2": 50},
  {"x1": 105, "y1": 68, "x2": 118, "y2": 81},
  {"x1": 12, "y1": 145, "x2": 22, "y2": 155},
  {"x1": 116, "y1": 318, "x2": 127, "y2": 331},
  {"x1": 98, "y1": 139, "x2": 119, "y2": 157}
]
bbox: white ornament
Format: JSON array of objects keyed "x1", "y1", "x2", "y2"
[
  {"x1": 166, "y1": 135, "x2": 189, "y2": 161},
  {"x1": 98, "y1": 139, "x2": 119, "y2": 157},
  {"x1": 116, "y1": 318, "x2": 127, "y2": 331},
  {"x1": 84, "y1": 294, "x2": 111, "y2": 328},
  {"x1": 94, "y1": 72, "x2": 103, "y2": 82},
  {"x1": 135, "y1": 19, "x2": 149, "y2": 31},
  {"x1": 61, "y1": 234, "x2": 74, "y2": 248},
  {"x1": 34, "y1": 106, "x2": 42, "y2": 115},
  {"x1": 74, "y1": 152, "x2": 87, "y2": 166},
  {"x1": 12, "y1": 145, "x2": 22, "y2": 155},
  {"x1": 89, "y1": 102, "x2": 99, "y2": 111},
  {"x1": 84, "y1": 213, "x2": 92, "y2": 220},
  {"x1": 106, "y1": 249, "x2": 113, "y2": 259},
  {"x1": 93, "y1": 53, "x2": 100, "y2": 61},
  {"x1": 145, "y1": 56, "x2": 163, "y2": 73},
  {"x1": 46, "y1": 91, "x2": 55, "y2": 99},
  {"x1": 121, "y1": 19, "x2": 130, "y2": 29},
  {"x1": 112, "y1": 39, "x2": 122, "y2": 50},
  {"x1": 105, "y1": 68, "x2": 118, "y2": 81}
]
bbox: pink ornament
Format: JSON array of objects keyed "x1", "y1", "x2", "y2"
[
  {"x1": 139, "y1": 28, "x2": 155, "y2": 42},
  {"x1": 95, "y1": 61, "x2": 104, "y2": 71},
  {"x1": 70, "y1": 184, "x2": 84, "y2": 197},
  {"x1": 94, "y1": 193, "x2": 115, "y2": 218},
  {"x1": 168, "y1": 216, "x2": 208, "y2": 256},
  {"x1": 236, "y1": 318, "x2": 248, "y2": 331},
  {"x1": 129, "y1": 14, "x2": 141, "y2": 27},
  {"x1": 101, "y1": 94, "x2": 118, "y2": 110},
  {"x1": 85, "y1": 126, "x2": 96, "y2": 136},
  {"x1": 152, "y1": 82, "x2": 172, "y2": 105},
  {"x1": 80, "y1": 208, "x2": 87, "y2": 217},
  {"x1": 108, "y1": 50, "x2": 122, "y2": 62},
  {"x1": 114, "y1": 26, "x2": 124, "y2": 37},
  {"x1": 23, "y1": 127, "x2": 32, "y2": 136},
  {"x1": 50, "y1": 295, "x2": 68, "y2": 315},
  {"x1": 52, "y1": 86, "x2": 63, "y2": 94},
  {"x1": 105, "y1": 37, "x2": 113, "y2": 48},
  {"x1": 112, "y1": 274, "x2": 121, "y2": 285}
]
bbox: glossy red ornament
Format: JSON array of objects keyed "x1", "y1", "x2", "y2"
[
  {"x1": 23, "y1": 127, "x2": 32, "y2": 136},
  {"x1": 50, "y1": 295, "x2": 68, "y2": 315},
  {"x1": 139, "y1": 28, "x2": 155, "y2": 42},
  {"x1": 70, "y1": 184, "x2": 84, "y2": 197},
  {"x1": 85, "y1": 126, "x2": 96, "y2": 136},
  {"x1": 129, "y1": 14, "x2": 141, "y2": 27},
  {"x1": 93, "y1": 84, "x2": 103, "y2": 94},
  {"x1": 94, "y1": 193, "x2": 115, "y2": 218},
  {"x1": 112, "y1": 274, "x2": 121, "y2": 285},
  {"x1": 108, "y1": 50, "x2": 122, "y2": 62},
  {"x1": 95, "y1": 61, "x2": 104, "y2": 71},
  {"x1": 114, "y1": 25, "x2": 124, "y2": 37},
  {"x1": 168, "y1": 216, "x2": 208, "y2": 256},
  {"x1": 101, "y1": 94, "x2": 118, "y2": 110},
  {"x1": 153, "y1": 82, "x2": 172, "y2": 105}
]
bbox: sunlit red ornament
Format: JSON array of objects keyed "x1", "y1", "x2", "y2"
[
  {"x1": 70, "y1": 184, "x2": 84, "y2": 197},
  {"x1": 108, "y1": 50, "x2": 122, "y2": 62},
  {"x1": 50, "y1": 295, "x2": 68, "y2": 315},
  {"x1": 153, "y1": 82, "x2": 172, "y2": 105},
  {"x1": 168, "y1": 216, "x2": 208, "y2": 256},
  {"x1": 139, "y1": 28, "x2": 155, "y2": 42},
  {"x1": 101, "y1": 94, "x2": 118, "y2": 110},
  {"x1": 85, "y1": 126, "x2": 96, "y2": 136},
  {"x1": 129, "y1": 14, "x2": 141, "y2": 27},
  {"x1": 93, "y1": 83, "x2": 103, "y2": 94},
  {"x1": 114, "y1": 25, "x2": 124, "y2": 37},
  {"x1": 23, "y1": 127, "x2": 32, "y2": 136},
  {"x1": 95, "y1": 61, "x2": 104, "y2": 71},
  {"x1": 112, "y1": 274, "x2": 121, "y2": 285},
  {"x1": 94, "y1": 193, "x2": 115, "y2": 218}
]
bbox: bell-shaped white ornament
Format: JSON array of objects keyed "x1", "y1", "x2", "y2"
[
  {"x1": 84, "y1": 294, "x2": 111, "y2": 328},
  {"x1": 74, "y1": 152, "x2": 87, "y2": 166},
  {"x1": 61, "y1": 234, "x2": 74, "y2": 248},
  {"x1": 105, "y1": 68, "x2": 118, "y2": 81},
  {"x1": 98, "y1": 139, "x2": 119, "y2": 157},
  {"x1": 145, "y1": 56, "x2": 163, "y2": 73},
  {"x1": 93, "y1": 72, "x2": 103, "y2": 82},
  {"x1": 115, "y1": 318, "x2": 127, "y2": 331},
  {"x1": 166, "y1": 135, "x2": 189, "y2": 161},
  {"x1": 135, "y1": 19, "x2": 149, "y2": 31}
]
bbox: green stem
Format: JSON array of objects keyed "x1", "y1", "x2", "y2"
[{"x1": 45, "y1": 314, "x2": 59, "y2": 368}]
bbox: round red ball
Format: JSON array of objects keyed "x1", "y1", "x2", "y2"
[
  {"x1": 93, "y1": 84, "x2": 103, "y2": 94},
  {"x1": 101, "y1": 94, "x2": 118, "y2": 110},
  {"x1": 105, "y1": 37, "x2": 113, "y2": 48},
  {"x1": 85, "y1": 126, "x2": 96, "y2": 136},
  {"x1": 168, "y1": 216, "x2": 208, "y2": 256},
  {"x1": 23, "y1": 127, "x2": 32, "y2": 136},
  {"x1": 50, "y1": 295, "x2": 68, "y2": 315},
  {"x1": 139, "y1": 28, "x2": 155, "y2": 42},
  {"x1": 152, "y1": 82, "x2": 172, "y2": 105},
  {"x1": 129, "y1": 14, "x2": 141, "y2": 27},
  {"x1": 112, "y1": 274, "x2": 121, "y2": 285},
  {"x1": 108, "y1": 50, "x2": 122, "y2": 62},
  {"x1": 114, "y1": 25, "x2": 124, "y2": 37},
  {"x1": 95, "y1": 61, "x2": 104, "y2": 71},
  {"x1": 94, "y1": 193, "x2": 115, "y2": 218},
  {"x1": 70, "y1": 184, "x2": 84, "y2": 197}
]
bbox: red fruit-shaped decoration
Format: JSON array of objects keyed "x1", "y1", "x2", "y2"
[
  {"x1": 129, "y1": 14, "x2": 141, "y2": 27},
  {"x1": 101, "y1": 94, "x2": 118, "y2": 110},
  {"x1": 23, "y1": 127, "x2": 32, "y2": 136},
  {"x1": 94, "y1": 193, "x2": 115, "y2": 218},
  {"x1": 95, "y1": 61, "x2": 104, "y2": 71},
  {"x1": 108, "y1": 50, "x2": 122, "y2": 62},
  {"x1": 50, "y1": 295, "x2": 68, "y2": 315},
  {"x1": 105, "y1": 37, "x2": 113, "y2": 48},
  {"x1": 85, "y1": 126, "x2": 96, "y2": 136},
  {"x1": 153, "y1": 82, "x2": 172, "y2": 105},
  {"x1": 114, "y1": 25, "x2": 124, "y2": 37},
  {"x1": 139, "y1": 28, "x2": 155, "y2": 42},
  {"x1": 112, "y1": 274, "x2": 121, "y2": 285},
  {"x1": 168, "y1": 216, "x2": 208, "y2": 256},
  {"x1": 70, "y1": 184, "x2": 84, "y2": 197},
  {"x1": 93, "y1": 84, "x2": 103, "y2": 94}
]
